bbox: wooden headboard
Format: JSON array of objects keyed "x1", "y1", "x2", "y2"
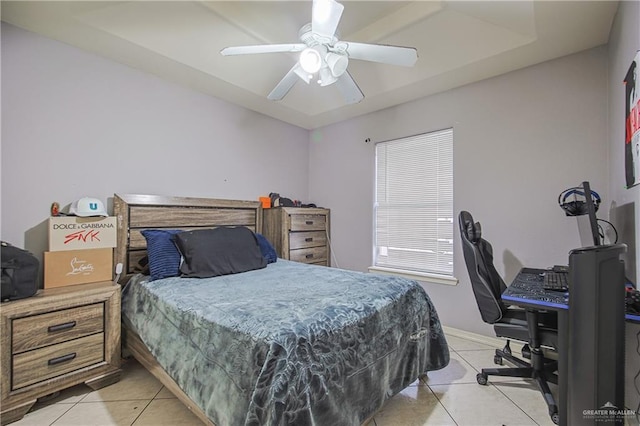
[{"x1": 113, "y1": 194, "x2": 262, "y2": 283}]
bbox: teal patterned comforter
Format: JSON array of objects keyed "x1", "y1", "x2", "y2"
[{"x1": 121, "y1": 260, "x2": 449, "y2": 426}]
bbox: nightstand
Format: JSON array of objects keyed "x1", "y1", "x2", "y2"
[
  {"x1": 0, "y1": 281, "x2": 121, "y2": 425},
  {"x1": 263, "y1": 207, "x2": 331, "y2": 266}
]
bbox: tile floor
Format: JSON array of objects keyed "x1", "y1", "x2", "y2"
[{"x1": 11, "y1": 332, "x2": 561, "y2": 426}]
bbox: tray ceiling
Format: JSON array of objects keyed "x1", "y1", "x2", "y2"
[{"x1": 1, "y1": 1, "x2": 619, "y2": 129}]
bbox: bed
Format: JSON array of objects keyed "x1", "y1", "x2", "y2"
[{"x1": 114, "y1": 194, "x2": 449, "y2": 426}]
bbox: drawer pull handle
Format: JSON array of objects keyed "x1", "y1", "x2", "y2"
[
  {"x1": 48, "y1": 321, "x2": 76, "y2": 333},
  {"x1": 48, "y1": 353, "x2": 77, "y2": 366},
  {"x1": 305, "y1": 238, "x2": 313, "y2": 242},
  {"x1": 305, "y1": 221, "x2": 314, "y2": 225},
  {"x1": 305, "y1": 254, "x2": 314, "y2": 259}
]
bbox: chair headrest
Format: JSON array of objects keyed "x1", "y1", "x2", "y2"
[
  {"x1": 459, "y1": 211, "x2": 482, "y2": 243},
  {"x1": 466, "y1": 221, "x2": 482, "y2": 243}
]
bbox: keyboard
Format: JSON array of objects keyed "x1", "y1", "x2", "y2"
[{"x1": 543, "y1": 271, "x2": 569, "y2": 292}]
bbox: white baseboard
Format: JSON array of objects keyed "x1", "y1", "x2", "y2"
[
  {"x1": 442, "y1": 326, "x2": 555, "y2": 359},
  {"x1": 441, "y1": 325, "x2": 505, "y2": 347}
]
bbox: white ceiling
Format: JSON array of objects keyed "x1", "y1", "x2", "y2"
[{"x1": 1, "y1": 1, "x2": 619, "y2": 130}]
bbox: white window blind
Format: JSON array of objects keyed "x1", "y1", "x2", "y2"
[{"x1": 374, "y1": 128, "x2": 453, "y2": 276}]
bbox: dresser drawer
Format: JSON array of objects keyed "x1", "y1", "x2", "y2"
[
  {"x1": 290, "y1": 246, "x2": 328, "y2": 264},
  {"x1": 289, "y1": 231, "x2": 326, "y2": 250},
  {"x1": 12, "y1": 303, "x2": 104, "y2": 354},
  {"x1": 12, "y1": 332, "x2": 105, "y2": 390},
  {"x1": 263, "y1": 207, "x2": 330, "y2": 267},
  {"x1": 289, "y1": 214, "x2": 326, "y2": 231}
]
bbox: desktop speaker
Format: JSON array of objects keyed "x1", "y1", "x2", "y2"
[
  {"x1": 557, "y1": 186, "x2": 601, "y2": 216},
  {"x1": 567, "y1": 244, "x2": 626, "y2": 423}
]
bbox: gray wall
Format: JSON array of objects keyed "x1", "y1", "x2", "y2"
[
  {"x1": 309, "y1": 47, "x2": 610, "y2": 336},
  {"x1": 607, "y1": 0, "x2": 640, "y2": 413},
  {"x1": 608, "y1": 0, "x2": 640, "y2": 287},
  {"x1": 1, "y1": 23, "x2": 310, "y2": 276}
]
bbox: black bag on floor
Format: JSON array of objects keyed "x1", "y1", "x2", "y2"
[{"x1": 1, "y1": 241, "x2": 39, "y2": 302}]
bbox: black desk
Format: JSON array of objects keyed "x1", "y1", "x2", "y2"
[
  {"x1": 503, "y1": 268, "x2": 640, "y2": 323},
  {"x1": 503, "y1": 263, "x2": 636, "y2": 426},
  {"x1": 502, "y1": 267, "x2": 569, "y2": 310}
]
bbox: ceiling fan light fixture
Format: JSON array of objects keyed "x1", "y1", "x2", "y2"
[
  {"x1": 318, "y1": 67, "x2": 337, "y2": 87},
  {"x1": 299, "y1": 47, "x2": 322, "y2": 74},
  {"x1": 326, "y1": 52, "x2": 348, "y2": 77},
  {"x1": 294, "y1": 65, "x2": 313, "y2": 84},
  {"x1": 221, "y1": 0, "x2": 417, "y2": 104}
]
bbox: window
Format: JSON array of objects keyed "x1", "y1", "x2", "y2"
[{"x1": 372, "y1": 128, "x2": 454, "y2": 283}]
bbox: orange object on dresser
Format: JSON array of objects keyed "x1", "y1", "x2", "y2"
[{"x1": 259, "y1": 197, "x2": 271, "y2": 209}]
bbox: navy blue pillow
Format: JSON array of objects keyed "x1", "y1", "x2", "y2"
[
  {"x1": 174, "y1": 227, "x2": 267, "y2": 278},
  {"x1": 141, "y1": 229, "x2": 182, "y2": 281},
  {"x1": 255, "y1": 233, "x2": 277, "y2": 264}
]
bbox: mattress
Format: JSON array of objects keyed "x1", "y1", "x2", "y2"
[{"x1": 121, "y1": 260, "x2": 449, "y2": 426}]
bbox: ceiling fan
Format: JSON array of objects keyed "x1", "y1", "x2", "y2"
[{"x1": 220, "y1": 0, "x2": 418, "y2": 104}]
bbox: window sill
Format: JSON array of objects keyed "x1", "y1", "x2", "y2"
[{"x1": 368, "y1": 266, "x2": 458, "y2": 286}]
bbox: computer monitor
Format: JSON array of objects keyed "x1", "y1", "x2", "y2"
[{"x1": 581, "y1": 181, "x2": 601, "y2": 246}]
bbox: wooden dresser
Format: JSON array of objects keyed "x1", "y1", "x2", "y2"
[
  {"x1": 263, "y1": 207, "x2": 331, "y2": 266},
  {"x1": 0, "y1": 282, "x2": 121, "y2": 425}
]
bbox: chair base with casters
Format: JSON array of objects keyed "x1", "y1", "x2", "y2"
[
  {"x1": 476, "y1": 310, "x2": 560, "y2": 425},
  {"x1": 477, "y1": 343, "x2": 559, "y2": 425}
]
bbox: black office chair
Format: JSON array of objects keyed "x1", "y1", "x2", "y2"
[{"x1": 458, "y1": 211, "x2": 560, "y2": 424}]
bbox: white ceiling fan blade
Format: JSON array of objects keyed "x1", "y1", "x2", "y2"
[
  {"x1": 335, "y1": 71, "x2": 364, "y2": 104},
  {"x1": 221, "y1": 43, "x2": 306, "y2": 56},
  {"x1": 312, "y1": 0, "x2": 344, "y2": 39},
  {"x1": 345, "y1": 42, "x2": 418, "y2": 67},
  {"x1": 268, "y1": 63, "x2": 309, "y2": 101}
]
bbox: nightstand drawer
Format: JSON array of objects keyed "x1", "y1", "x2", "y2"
[
  {"x1": 290, "y1": 246, "x2": 327, "y2": 264},
  {"x1": 12, "y1": 332, "x2": 105, "y2": 390},
  {"x1": 289, "y1": 231, "x2": 326, "y2": 250},
  {"x1": 290, "y1": 214, "x2": 326, "y2": 231},
  {"x1": 12, "y1": 303, "x2": 104, "y2": 354},
  {"x1": 2, "y1": 282, "x2": 121, "y2": 424}
]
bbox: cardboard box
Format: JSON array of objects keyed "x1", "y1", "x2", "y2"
[
  {"x1": 49, "y1": 216, "x2": 117, "y2": 252},
  {"x1": 44, "y1": 248, "x2": 113, "y2": 288}
]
